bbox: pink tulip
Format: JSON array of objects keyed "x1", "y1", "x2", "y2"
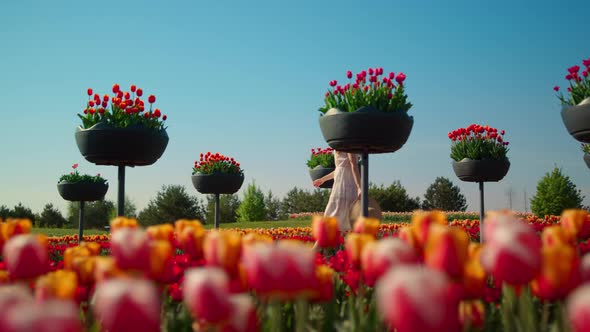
[
  {"x1": 3, "y1": 234, "x2": 49, "y2": 279},
  {"x1": 376, "y1": 266, "x2": 461, "y2": 332},
  {"x1": 92, "y1": 278, "x2": 161, "y2": 332},
  {"x1": 395, "y1": 72, "x2": 406, "y2": 84},
  {"x1": 0, "y1": 300, "x2": 82, "y2": 332},
  {"x1": 183, "y1": 267, "x2": 232, "y2": 324},
  {"x1": 111, "y1": 228, "x2": 151, "y2": 271},
  {"x1": 481, "y1": 217, "x2": 541, "y2": 285},
  {"x1": 567, "y1": 285, "x2": 590, "y2": 332},
  {"x1": 346, "y1": 70, "x2": 352, "y2": 79},
  {"x1": 361, "y1": 238, "x2": 419, "y2": 287},
  {"x1": 581, "y1": 253, "x2": 590, "y2": 282},
  {"x1": 0, "y1": 285, "x2": 33, "y2": 313},
  {"x1": 220, "y1": 295, "x2": 259, "y2": 332}
]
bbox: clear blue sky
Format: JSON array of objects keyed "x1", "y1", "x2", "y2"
[{"x1": 1, "y1": 0, "x2": 589, "y2": 216}]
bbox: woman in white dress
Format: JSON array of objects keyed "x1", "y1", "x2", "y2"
[{"x1": 313, "y1": 150, "x2": 362, "y2": 232}]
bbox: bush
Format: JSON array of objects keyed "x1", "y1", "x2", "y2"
[
  {"x1": 138, "y1": 185, "x2": 205, "y2": 225},
  {"x1": 236, "y1": 181, "x2": 267, "y2": 222},
  {"x1": 280, "y1": 187, "x2": 330, "y2": 215},
  {"x1": 531, "y1": 167, "x2": 584, "y2": 217},
  {"x1": 265, "y1": 191, "x2": 285, "y2": 221},
  {"x1": 422, "y1": 177, "x2": 467, "y2": 212},
  {"x1": 369, "y1": 181, "x2": 421, "y2": 212},
  {"x1": 68, "y1": 200, "x2": 115, "y2": 229},
  {"x1": 8, "y1": 203, "x2": 36, "y2": 223},
  {"x1": 38, "y1": 203, "x2": 68, "y2": 228}
]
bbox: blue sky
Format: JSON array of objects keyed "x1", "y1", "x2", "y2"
[{"x1": 1, "y1": 0, "x2": 589, "y2": 215}]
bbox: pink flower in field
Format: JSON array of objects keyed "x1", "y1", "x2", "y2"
[
  {"x1": 583, "y1": 58, "x2": 590, "y2": 68},
  {"x1": 568, "y1": 65, "x2": 581, "y2": 74},
  {"x1": 361, "y1": 238, "x2": 419, "y2": 287},
  {"x1": 346, "y1": 70, "x2": 352, "y2": 79},
  {"x1": 219, "y1": 295, "x2": 259, "y2": 332},
  {"x1": 567, "y1": 285, "x2": 590, "y2": 332},
  {"x1": 566, "y1": 74, "x2": 573, "y2": 80},
  {"x1": 554, "y1": 86, "x2": 560, "y2": 92},
  {"x1": 368, "y1": 68, "x2": 374, "y2": 75},
  {"x1": 376, "y1": 67, "x2": 384, "y2": 75},
  {"x1": 110, "y1": 228, "x2": 151, "y2": 271},
  {"x1": 72, "y1": 163, "x2": 78, "y2": 169},
  {"x1": 329, "y1": 80, "x2": 337, "y2": 87},
  {"x1": 183, "y1": 267, "x2": 232, "y2": 324},
  {"x1": 0, "y1": 300, "x2": 83, "y2": 332},
  {"x1": 92, "y1": 279, "x2": 161, "y2": 332},
  {"x1": 395, "y1": 72, "x2": 406, "y2": 84},
  {"x1": 389, "y1": 72, "x2": 395, "y2": 79},
  {"x1": 3, "y1": 235, "x2": 49, "y2": 279},
  {"x1": 583, "y1": 71, "x2": 588, "y2": 77},
  {"x1": 0, "y1": 285, "x2": 33, "y2": 313},
  {"x1": 376, "y1": 266, "x2": 461, "y2": 332}
]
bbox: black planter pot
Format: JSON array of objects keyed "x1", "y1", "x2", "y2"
[
  {"x1": 57, "y1": 181, "x2": 108, "y2": 202},
  {"x1": 452, "y1": 158, "x2": 510, "y2": 183},
  {"x1": 308, "y1": 166, "x2": 335, "y2": 189},
  {"x1": 75, "y1": 123, "x2": 169, "y2": 166},
  {"x1": 561, "y1": 102, "x2": 590, "y2": 143},
  {"x1": 584, "y1": 154, "x2": 590, "y2": 169},
  {"x1": 319, "y1": 106, "x2": 414, "y2": 154},
  {"x1": 192, "y1": 173, "x2": 245, "y2": 194}
]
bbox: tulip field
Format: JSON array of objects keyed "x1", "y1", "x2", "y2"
[{"x1": 0, "y1": 210, "x2": 590, "y2": 332}]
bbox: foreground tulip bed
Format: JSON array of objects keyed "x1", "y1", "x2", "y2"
[{"x1": 0, "y1": 211, "x2": 590, "y2": 332}]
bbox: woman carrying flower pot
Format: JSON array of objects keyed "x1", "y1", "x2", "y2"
[{"x1": 313, "y1": 150, "x2": 361, "y2": 232}]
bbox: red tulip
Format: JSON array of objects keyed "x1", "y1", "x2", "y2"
[
  {"x1": 87, "y1": 88, "x2": 93, "y2": 96},
  {"x1": 204, "y1": 230, "x2": 242, "y2": 277},
  {"x1": 345, "y1": 233, "x2": 375, "y2": 267},
  {"x1": 0, "y1": 300, "x2": 83, "y2": 332},
  {"x1": 554, "y1": 86, "x2": 560, "y2": 92},
  {"x1": 148, "y1": 95, "x2": 156, "y2": 103},
  {"x1": 183, "y1": 267, "x2": 232, "y2": 324},
  {"x1": 395, "y1": 72, "x2": 406, "y2": 84},
  {"x1": 561, "y1": 209, "x2": 590, "y2": 242},
  {"x1": 581, "y1": 253, "x2": 590, "y2": 282},
  {"x1": 424, "y1": 225, "x2": 470, "y2": 279},
  {"x1": 531, "y1": 244, "x2": 581, "y2": 301},
  {"x1": 130, "y1": 84, "x2": 136, "y2": 92},
  {"x1": 376, "y1": 265, "x2": 461, "y2": 332},
  {"x1": 220, "y1": 295, "x2": 259, "y2": 332},
  {"x1": 110, "y1": 228, "x2": 151, "y2": 271},
  {"x1": 567, "y1": 285, "x2": 590, "y2": 332},
  {"x1": 3, "y1": 234, "x2": 49, "y2": 279},
  {"x1": 124, "y1": 92, "x2": 130, "y2": 100},
  {"x1": 346, "y1": 70, "x2": 352, "y2": 79},
  {"x1": 481, "y1": 217, "x2": 541, "y2": 285},
  {"x1": 136, "y1": 88, "x2": 143, "y2": 96},
  {"x1": 92, "y1": 279, "x2": 161, "y2": 332},
  {"x1": 361, "y1": 238, "x2": 419, "y2": 287},
  {"x1": 112, "y1": 83, "x2": 120, "y2": 93},
  {"x1": 163, "y1": 115, "x2": 167, "y2": 121}
]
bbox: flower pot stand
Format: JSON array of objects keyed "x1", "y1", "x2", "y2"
[
  {"x1": 57, "y1": 182, "x2": 108, "y2": 243},
  {"x1": 191, "y1": 174, "x2": 244, "y2": 229}
]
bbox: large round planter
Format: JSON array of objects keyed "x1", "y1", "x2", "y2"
[
  {"x1": 584, "y1": 154, "x2": 590, "y2": 169},
  {"x1": 561, "y1": 101, "x2": 590, "y2": 143},
  {"x1": 75, "y1": 123, "x2": 169, "y2": 166},
  {"x1": 309, "y1": 166, "x2": 335, "y2": 189},
  {"x1": 319, "y1": 107, "x2": 414, "y2": 154},
  {"x1": 192, "y1": 173, "x2": 244, "y2": 194},
  {"x1": 57, "y1": 182, "x2": 108, "y2": 202},
  {"x1": 452, "y1": 158, "x2": 510, "y2": 183}
]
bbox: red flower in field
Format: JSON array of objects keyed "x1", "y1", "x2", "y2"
[
  {"x1": 567, "y1": 285, "x2": 590, "y2": 332},
  {"x1": 568, "y1": 87, "x2": 572, "y2": 92},
  {"x1": 312, "y1": 216, "x2": 340, "y2": 248},
  {"x1": 361, "y1": 238, "x2": 419, "y2": 287},
  {"x1": 3, "y1": 235, "x2": 49, "y2": 279},
  {"x1": 130, "y1": 84, "x2": 136, "y2": 92},
  {"x1": 183, "y1": 267, "x2": 232, "y2": 324},
  {"x1": 395, "y1": 72, "x2": 406, "y2": 84},
  {"x1": 566, "y1": 74, "x2": 573, "y2": 80},
  {"x1": 111, "y1": 228, "x2": 151, "y2": 271},
  {"x1": 368, "y1": 68, "x2": 374, "y2": 75},
  {"x1": 220, "y1": 295, "x2": 259, "y2": 332},
  {"x1": 583, "y1": 71, "x2": 588, "y2": 77},
  {"x1": 124, "y1": 92, "x2": 130, "y2": 100},
  {"x1": 87, "y1": 88, "x2": 92, "y2": 96},
  {"x1": 112, "y1": 83, "x2": 120, "y2": 93},
  {"x1": 136, "y1": 88, "x2": 143, "y2": 96},
  {"x1": 148, "y1": 95, "x2": 156, "y2": 103},
  {"x1": 568, "y1": 65, "x2": 581, "y2": 74},
  {"x1": 346, "y1": 70, "x2": 352, "y2": 79}
]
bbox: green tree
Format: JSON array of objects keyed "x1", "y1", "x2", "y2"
[
  {"x1": 108, "y1": 196, "x2": 138, "y2": 220},
  {"x1": 369, "y1": 181, "x2": 422, "y2": 212},
  {"x1": 68, "y1": 200, "x2": 115, "y2": 229},
  {"x1": 38, "y1": 203, "x2": 68, "y2": 228},
  {"x1": 265, "y1": 190, "x2": 284, "y2": 220},
  {"x1": 9, "y1": 203, "x2": 36, "y2": 222},
  {"x1": 0, "y1": 205, "x2": 10, "y2": 220},
  {"x1": 205, "y1": 194, "x2": 241, "y2": 224},
  {"x1": 279, "y1": 187, "x2": 331, "y2": 215},
  {"x1": 138, "y1": 185, "x2": 204, "y2": 226},
  {"x1": 236, "y1": 181, "x2": 267, "y2": 222},
  {"x1": 422, "y1": 177, "x2": 467, "y2": 211},
  {"x1": 531, "y1": 167, "x2": 584, "y2": 217}
]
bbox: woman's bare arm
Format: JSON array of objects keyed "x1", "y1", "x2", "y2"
[{"x1": 313, "y1": 171, "x2": 335, "y2": 187}]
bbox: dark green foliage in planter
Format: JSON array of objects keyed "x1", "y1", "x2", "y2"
[
  {"x1": 138, "y1": 185, "x2": 205, "y2": 226},
  {"x1": 422, "y1": 177, "x2": 467, "y2": 212},
  {"x1": 531, "y1": 167, "x2": 584, "y2": 217},
  {"x1": 38, "y1": 204, "x2": 68, "y2": 228}
]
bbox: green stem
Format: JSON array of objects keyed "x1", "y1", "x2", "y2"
[
  {"x1": 501, "y1": 284, "x2": 516, "y2": 332},
  {"x1": 540, "y1": 302, "x2": 550, "y2": 332},
  {"x1": 295, "y1": 299, "x2": 309, "y2": 332},
  {"x1": 270, "y1": 301, "x2": 282, "y2": 332}
]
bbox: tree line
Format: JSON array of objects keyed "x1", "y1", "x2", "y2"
[{"x1": 0, "y1": 167, "x2": 585, "y2": 227}]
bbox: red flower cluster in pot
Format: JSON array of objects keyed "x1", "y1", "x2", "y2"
[
  {"x1": 81, "y1": 84, "x2": 168, "y2": 130},
  {"x1": 307, "y1": 147, "x2": 335, "y2": 169},
  {"x1": 554, "y1": 57, "x2": 590, "y2": 106},
  {"x1": 448, "y1": 124, "x2": 509, "y2": 161},
  {"x1": 193, "y1": 152, "x2": 242, "y2": 175}
]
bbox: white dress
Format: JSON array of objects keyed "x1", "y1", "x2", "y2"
[{"x1": 324, "y1": 150, "x2": 359, "y2": 231}]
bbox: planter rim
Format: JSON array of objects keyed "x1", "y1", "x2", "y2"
[
  {"x1": 452, "y1": 157, "x2": 510, "y2": 163},
  {"x1": 192, "y1": 172, "x2": 244, "y2": 177},
  {"x1": 309, "y1": 165, "x2": 335, "y2": 170},
  {"x1": 76, "y1": 122, "x2": 167, "y2": 133},
  {"x1": 58, "y1": 180, "x2": 109, "y2": 185},
  {"x1": 321, "y1": 106, "x2": 413, "y2": 118}
]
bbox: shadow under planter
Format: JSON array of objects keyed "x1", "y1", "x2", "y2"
[
  {"x1": 192, "y1": 173, "x2": 244, "y2": 228},
  {"x1": 319, "y1": 107, "x2": 414, "y2": 217},
  {"x1": 452, "y1": 158, "x2": 510, "y2": 242},
  {"x1": 309, "y1": 166, "x2": 335, "y2": 189},
  {"x1": 57, "y1": 181, "x2": 108, "y2": 243},
  {"x1": 561, "y1": 102, "x2": 590, "y2": 144},
  {"x1": 75, "y1": 123, "x2": 169, "y2": 216}
]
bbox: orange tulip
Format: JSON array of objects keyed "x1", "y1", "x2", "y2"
[
  {"x1": 148, "y1": 240, "x2": 175, "y2": 283},
  {"x1": 35, "y1": 270, "x2": 78, "y2": 302},
  {"x1": 94, "y1": 257, "x2": 125, "y2": 283},
  {"x1": 345, "y1": 233, "x2": 375, "y2": 267},
  {"x1": 463, "y1": 243, "x2": 486, "y2": 298},
  {"x1": 312, "y1": 216, "x2": 340, "y2": 248},
  {"x1": 459, "y1": 300, "x2": 485, "y2": 328},
  {"x1": 110, "y1": 217, "x2": 138, "y2": 232},
  {"x1": 2, "y1": 234, "x2": 49, "y2": 279},
  {"x1": 532, "y1": 244, "x2": 581, "y2": 301},
  {"x1": 183, "y1": 267, "x2": 232, "y2": 324},
  {"x1": 561, "y1": 209, "x2": 590, "y2": 241},
  {"x1": 175, "y1": 220, "x2": 206, "y2": 261},
  {"x1": 424, "y1": 225, "x2": 470, "y2": 279},
  {"x1": 352, "y1": 217, "x2": 380, "y2": 237},
  {"x1": 63, "y1": 242, "x2": 100, "y2": 270},
  {"x1": 410, "y1": 210, "x2": 447, "y2": 247},
  {"x1": 0, "y1": 271, "x2": 9, "y2": 284},
  {"x1": 361, "y1": 238, "x2": 419, "y2": 287},
  {"x1": 111, "y1": 228, "x2": 151, "y2": 271},
  {"x1": 398, "y1": 226, "x2": 421, "y2": 254},
  {"x1": 146, "y1": 224, "x2": 175, "y2": 243},
  {"x1": 241, "y1": 233, "x2": 273, "y2": 247},
  {"x1": 1, "y1": 218, "x2": 32, "y2": 239},
  {"x1": 542, "y1": 225, "x2": 571, "y2": 247},
  {"x1": 311, "y1": 265, "x2": 334, "y2": 303},
  {"x1": 204, "y1": 230, "x2": 242, "y2": 276}
]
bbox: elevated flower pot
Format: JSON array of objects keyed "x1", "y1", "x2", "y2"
[
  {"x1": 57, "y1": 182, "x2": 108, "y2": 202},
  {"x1": 75, "y1": 123, "x2": 169, "y2": 167},
  {"x1": 584, "y1": 154, "x2": 590, "y2": 169},
  {"x1": 192, "y1": 173, "x2": 244, "y2": 195},
  {"x1": 319, "y1": 106, "x2": 413, "y2": 154},
  {"x1": 309, "y1": 165, "x2": 335, "y2": 189},
  {"x1": 452, "y1": 158, "x2": 510, "y2": 183},
  {"x1": 561, "y1": 101, "x2": 590, "y2": 143}
]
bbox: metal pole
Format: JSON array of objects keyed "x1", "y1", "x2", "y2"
[
  {"x1": 78, "y1": 201, "x2": 85, "y2": 244},
  {"x1": 214, "y1": 193, "x2": 220, "y2": 229},
  {"x1": 479, "y1": 182, "x2": 484, "y2": 242},
  {"x1": 361, "y1": 152, "x2": 369, "y2": 217},
  {"x1": 118, "y1": 166, "x2": 125, "y2": 216}
]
